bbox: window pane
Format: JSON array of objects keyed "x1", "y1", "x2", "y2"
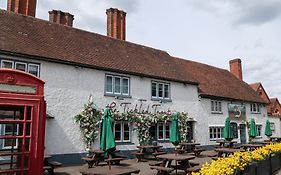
[
  {"x1": 28, "y1": 64, "x2": 39, "y2": 76},
  {"x1": 218, "y1": 102, "x2": 222, "y2": 112},
  {"x1": 122, "y1": 78, "x2": 129, "y2": 95},
  {"x1": 164, "y1": 84, "x2": 169, "y2": 98},
  {"x1": 152, "y1": 82, "x2": 157, "y2": 97},
  {"x1": 150, "y1": 125, "x2": 157, "y2": 140},
  {"x1": 158, "y1": 84, "x2": 163, "y2": 98},
  {"x1": 15, "y1": 62, "x2": 27, "y2": 71},
  {"x1": 114, "y1": 77, "x2": 121, "y2": 94},
  {"x1": 106, "y1": 76, "x2": 113, "y2": 93},
  {"x1": 158, "y1": 123, "x2": 164, "y2": 139},
  {"x1": 123, "y1": 123, "x2": 130, "y2": 141},
  {"x1": 1, "y1": 60, "x2": 13, "y2": 68},
  {"x1": 114, "y1": 123, "x2": 121, "y2": 141},
  {"x1": 165, "y1": 124, "x2": 170, "y2": 139},
  {"x1": 209, "y1": 128, "x2": 212, "y2": 139}
]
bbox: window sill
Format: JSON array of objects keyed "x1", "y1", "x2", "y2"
[
  {"x1": 211, "y1": 112, "x2": 223, "y2": 114},
  {"x1": 151, "y1": 98, "x2": 172, "y2": 103},
  {"x1": 104, "y1": 93, "x2": 132, "y2": 99},
  {"x1": 250, "y1": 112, "x2": 261, "y2": 114}
]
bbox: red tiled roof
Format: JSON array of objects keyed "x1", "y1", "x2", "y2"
[
  {"x1": 249, "y1": 83, "x2": 261, "y2": 92},
  {"x1": 173, "y1": 57, "x2": 266, "y2": 103},
  {"x1": 0, "y1": 10, "x2": 197, "y2": 85},
  {"x1": 268, "y1": 98, "x2": 281, "y2": 116},
  {"x1": 0, "y1": 10, "x2": 266, "y2": 103}
]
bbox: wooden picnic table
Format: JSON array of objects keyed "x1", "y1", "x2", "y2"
[
  {"x1": 134, "y1": 145, "x2": 165, "y2": 162},
  {"x1": 156, "y1": 153, "x2": 195, "y2": 173},
  {"x1": 81, "y1": 149, "x2": 105, "y2": 168},
  {"x1": 80, "y1": 166, "x2": 140, "y2": 175},
  {"x1": 43, "y1": 155, "x2": 62, "y2": 175},
  {"x1": 179, "y1": 142, "x2": 200, "y2": 152},
  {"x1": 240, "y1": 144, "x2": 263, "y2": 151},
  {"x1": 216, "y1": 140, "x2": 237, "y2": 148},
  {"x1": 215, "y1": 148, "x2": 244, "y2": 157},
  {"x1": 270, "y1": 137, "x2": 281, "y2": 142}
]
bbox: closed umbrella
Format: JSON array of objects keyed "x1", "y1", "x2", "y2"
[
  {"x1": 100, "y1": 108, "x2": 116, "y2": 169},
  {"x1": 223, "y1": 117, "x2": 234, "y2": 141},
  {"x1": 249, "y1": 118, "x2": 257, "y2": 138},
  {"x1": 170, "y1": 113, "x2": 181, "y2": 146},
  {"x1": 265, "y1": 119, "x2": 272, "y2": 137}
]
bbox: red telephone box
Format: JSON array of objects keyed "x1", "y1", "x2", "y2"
[{"x1": 0, "y1": 69, "x2": 46, "y2": 175}]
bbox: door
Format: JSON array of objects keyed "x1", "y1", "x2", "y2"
[
  {"x1": 0, "y1": 105, "x2": 33, "y2": 175},
  {"x1": 239, "y1": 124, "x2": 247, "y2": 144}
]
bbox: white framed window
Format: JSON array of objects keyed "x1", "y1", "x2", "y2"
[
  {"x1": 114, "y1": 121, "x2": 131, "y2": 142},
  {"x1": 211, "y1": 100, "x2": 222, "y2": 113},
  {"x1": 28, "y1": 64, "x2": 40, "y2": 77},
  {"x1": 0, "y1": 124, "x2": 19, "y2": 149},
  {"x1": 256, "y1": 124, "x2": 262, "y2": 137},
  {"x1": 0, "y1": 59, "x2": 40, "y2": 77},
  {"x1": 209, "y1": 126, "x2": 224, "y2": 140},
  {"x1": 250, "y1": 103, "x2": 261, "y2": 114},
  {"x1": 157, "y1": 123, "x2": 170, "y2": 140},
  {"x1": 151, "y1": 81, "x2": 170, "y2": 100},
  {"x1": 15, "y1": 62, "x2": 27, "y2": 72},
  {"x1": 1, "y1": 60, "x2": 14, "y2": 68},
  {"x1": 105, "y1": 75, "x2": 130, "y2": 96}
]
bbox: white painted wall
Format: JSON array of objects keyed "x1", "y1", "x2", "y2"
[
  {"x1": 198, "y1": 98, "x2": 280, "y2": 145},
  {"x1": 1, "y1": 54, "x2": 279, "y2": 156},
  {"x1": 40, "y1": 61, "x2": 200, "y2": 154}
]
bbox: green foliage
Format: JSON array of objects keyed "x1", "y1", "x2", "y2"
[
  {"x1": 74, "y1": 95, "x2": 101, "y2": 152},
  {"x1": 75, "y1": 96, "x2": 192, "y2": 148}
]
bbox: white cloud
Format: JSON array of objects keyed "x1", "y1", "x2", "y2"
[{"x1": 187, "y1": 0, "x2": 281, "y2": 26}]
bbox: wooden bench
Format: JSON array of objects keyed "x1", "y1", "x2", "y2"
[
  {"x1": 81, "y1": 157, "x2": 97, "y2": 168},
  {"x1": 150, "y1": 166, "x2": 174, "y2": 175},
  {"x1": 149, "y1": 161, "x2": 164, "y2": 166},
  {"x1": 43, "y1": 161, "x2": 62, "y2": 175},
  {"x1": 189, "y1": 161, "x2": 200, "y2": 167},
  {"x1": 186, "y1": 165, "x2": 202, "y2": 175},
  {"x1": 193, "y1": 148, "x2": 205, "y2": 157},
  {"x1": 132, "y1": 152, "x2": 144, "y2": 162},
  {"x1": 152, "y1": 152, "x2": 166, "y2": 158},
  {"x1": 106, "y1": 157, "x2": 124, "y2": 165}
]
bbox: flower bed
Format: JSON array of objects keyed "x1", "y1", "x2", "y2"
[{"x1": 192, "y1": 143, "x2": 281, "y2": 175}]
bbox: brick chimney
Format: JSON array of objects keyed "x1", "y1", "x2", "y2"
[
  {"x1": 229, "y1": 58, "x2": 243, "y2": 80},
  {"x1": 106, "y1": 8, "x2": 126, "y2": 40},
  {"x1": 49, "y1": 10, "x2": 74, "y2": 27},
  {"x1": 7, "y1": 0, "x2": 37, "y2": 17}
]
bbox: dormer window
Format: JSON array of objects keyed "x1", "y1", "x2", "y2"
[{"x1": 250, "y1": 103, "x2": 261, "y2": 114}]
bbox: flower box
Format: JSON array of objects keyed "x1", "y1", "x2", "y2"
[
  {"x1": 271, "y1": 153, "x2": 281, "y2": 173},
  {"x1": 256, "y1": 157, "x2": 271, "y2": 175}
]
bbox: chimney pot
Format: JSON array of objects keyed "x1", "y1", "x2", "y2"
[
  {"x1": 49, "y1": 10, "x2": 74, "y2": 27},
  {"x1": 7, "y1": 0, "x2": 37, "y2": 17},
  {"x1": 106, "y1": 8, "x2": 126, "y2": 40},
  {"x1": 229, "y1": 58, "x2": 243, "y2": 80}
]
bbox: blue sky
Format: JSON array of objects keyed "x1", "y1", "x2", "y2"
[{"x1": 0, "y1": 0, "x2": 280, "y2": 100}]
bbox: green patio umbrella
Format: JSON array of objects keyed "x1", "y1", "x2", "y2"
[
  {"x1": 170, "y1": 113, "x2": 181, "y2": 146},
  {"x1": 100, "y1": 108, "x2": 116, "y2": 155},
  {"x1": 223, "y1": 117, "x2": 234, "y2": 141},
  {"x1": 249, "y1": 118, "x2": 257, "y2": 138},
  {"x1": 265, "y1": 119, "x2": 272, "y2": 137}
]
